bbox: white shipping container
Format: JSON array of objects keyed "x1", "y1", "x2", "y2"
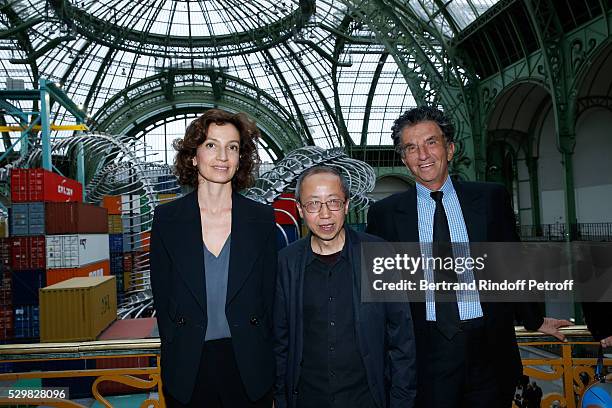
[
  {"x1": 46, "y1": 234, "x2": 110, "y2": 268},
  {"x1": 121, "y1": 194, "x2": 141, "y2": 214}
]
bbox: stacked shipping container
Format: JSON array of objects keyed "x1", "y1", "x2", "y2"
[
  {"x1": 4, "y1": 168, "x2": 113, "y2": 342},
  {"x1": 103, "y1": 195, "x2": 125, "y2": 300}
]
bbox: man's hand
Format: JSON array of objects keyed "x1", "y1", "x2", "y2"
[
  {"x1": 601, "y1": 335, "x2": 612, "y2": 348},
  {"x1": 537, "y1": 317, "x2": 574, "y2": 341}
]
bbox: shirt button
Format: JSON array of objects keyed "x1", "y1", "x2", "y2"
[
  {"x1": 329, "y1": 296, "x2": 334, "y2": 302},
  {"x1": 329, "y1": 345, "x2": 335, "y2": 351},
  {"x1": 330, "y1": 371, "x2": 335, "y2": 377},
  {"x1": 330, "y1": 321, "x2": 335, "y2": 326}
]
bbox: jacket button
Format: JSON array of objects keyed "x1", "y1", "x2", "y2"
[
  {"x1": 250, "y1": 316, "x2": 259, "y2": 326},
  {"x1": 177, "y1": 317, "x2": 185, "y2": 326},
  {"x1": 293, "y1": 390, "x2": 299, "y2": 395}
]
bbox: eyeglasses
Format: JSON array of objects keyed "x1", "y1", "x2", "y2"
[{"x1": 300, "y1": 199, "x2": 345, "y2": 213}]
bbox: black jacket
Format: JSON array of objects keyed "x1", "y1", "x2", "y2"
[
  {"x1": 150, "y1": 191, "x2": 277, "y2": 404},
  {"x1": 366, "y1": 180, "x2": 544, "y2": 391},
  {"x1": 274, "y1": 226, "x2": 417, "y2": 408}
]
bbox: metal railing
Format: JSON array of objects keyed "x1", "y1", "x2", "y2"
[
  {"x1": 518, "y1": 223, "x2": 612, "y2": 241},
  {"x1": 0, "y1": 327, "x2": 609, "y2": 408}
]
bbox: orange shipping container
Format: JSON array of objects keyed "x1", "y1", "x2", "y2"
[
  {"x1": 39, "y1": 276, "x2": 117, "y2": 342},
  {"x1": 139, "y1": 232, "x2": 150, "y2": 252},
  {"x1": 46, "y1": 260, "x2": 110, "y2": 286},
  {"x1": 102, "y1": 196, "x2": 121, "y2": 215}
]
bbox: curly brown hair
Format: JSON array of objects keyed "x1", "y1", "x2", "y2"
[{"x1": 173, "y1": 109, "x2": 260, "y2": 190}]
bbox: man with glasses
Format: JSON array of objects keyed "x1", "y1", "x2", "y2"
[
  {"x1": 274, "y1": 165, "x2": 417, "y2": 408},
  {"x1": 366, "y1": 106, "x2": 571, "y2": 407}
]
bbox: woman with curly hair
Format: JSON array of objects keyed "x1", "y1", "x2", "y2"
[{"x1": 150, "y1": 109, "x2": 277, "y2": 407}]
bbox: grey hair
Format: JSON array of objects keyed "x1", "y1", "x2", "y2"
[
  {"x1": 391, "y1": 105, "x2": 455, "y2": 154},
  {"x1": 295, "y1": 165, "x2": 350, "y2": 203}
]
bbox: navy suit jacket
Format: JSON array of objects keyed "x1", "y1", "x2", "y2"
[
  {"x1": 273, "y1": 226, "x2": 417, "y2": 408},
  {"x1": 366, "y1": 180, "x2": 544, "y2": 393},
  {"x1": 150, "y1": 191, "x2": 277, "y2": 404}
]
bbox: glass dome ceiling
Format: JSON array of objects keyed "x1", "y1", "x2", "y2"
[{"x1": 0, "y1": 0, "x2": 502, "y2": 159}]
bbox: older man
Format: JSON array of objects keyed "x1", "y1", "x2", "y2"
[
  {"x1": 274, "y1": 165, "x2": 417, "y2": 408},
  {"x1": 366, "y1": 106, "x2": 572, "y2": 407}
]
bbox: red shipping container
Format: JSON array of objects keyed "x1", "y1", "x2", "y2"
[
  {"x1": 102, "y1": 196, "x2": 122, "y2": 215},
  {"x1": 45, "y1": 202, "x2": 108, "y2": 234},
  {"x1": 0, "y1": 306, "x2": 13, "y2": 341},
  {"x1": 273, "y1": 193, "x2": 299, "y2": 225},
  {"x1": 46, "y1": 260, "x2": 110, "y2": 286},
  {"x1": 95, "y1": 356, "x2": 151, "y2": 395},
  {"x1": 11, "y1": 168, "x2": 83, "y2": 203},
  {"x1": 0, "y1": 238, "x2": 9, "y2": 268},
  {"x1": 123, "y1": 253, "x2": 134, "y2": 273},
  {"x1": 122, "y1": 251, "x2": 149, "y2": 271},
  {"x1": 0, "y1": 269, "x2": 11, "y2": 307},
  {"x1": 10, "y1": 236, "x2": 45, "y2": 270},
  {"x1": 96, "y1": 318, "x2": 157, "y2": 395}
]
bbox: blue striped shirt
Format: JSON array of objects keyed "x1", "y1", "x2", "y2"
[{"x1": 416, "y1": 177, "x2": 483, "y2": 321}]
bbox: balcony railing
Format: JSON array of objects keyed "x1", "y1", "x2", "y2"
[{"x1": 0, "y1": 328, "x2": 609, "y2": 407}]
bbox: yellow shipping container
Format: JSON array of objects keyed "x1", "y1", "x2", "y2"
[
  {"x1": 0, "y1": 218, "x2": 7, "y2": 238},
  {"x1": 124, "y1": 271, "x2": 147, "y2": 292},
  {"x1": 108, "y1": 215, "x2": 122, "y2": 234},
  {"x1": 123, "y1": 271, "x2": 131, "y2": 291},
  {"x1": 157, "y1": 193, "x2": 178, "y2": 205},
  {"x1": 39, "y1": 276, "x2": 117, "y2": 342}
]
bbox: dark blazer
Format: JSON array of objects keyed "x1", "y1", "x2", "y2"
[
  {"x1": 366, "y1": 180, "x2": 544, "y2": 393},
  {"x1": 150, "y1": 191, "x2": 277, "y2": 404},
  {"x1": 273, "y1": 226, "x2": 417, "y2": 408}
]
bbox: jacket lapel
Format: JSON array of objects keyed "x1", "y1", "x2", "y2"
[
  {"x1": 226, "y1": 192, "x2": 265, "y2": 305},
  {"x1": 394, "y1": 188, "x2": 420, "y2": 242},
  {"x1": 163, "y1": 191, "x2": 206, "y2": 312},
  {"x1": 453, "y1": 180, "x2": 487, "y2": 242}
]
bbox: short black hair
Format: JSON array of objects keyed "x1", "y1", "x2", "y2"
[
  {"x1": 295, "y1": 165, "x2": 350, "y2": 203},
  {"x1": 391, "y1": 106, "x2": 455, "y2": 153}
]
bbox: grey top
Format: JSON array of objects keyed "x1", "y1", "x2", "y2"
[{"x1": 203, "y1": 235, "x2": 232, "y2": 341}]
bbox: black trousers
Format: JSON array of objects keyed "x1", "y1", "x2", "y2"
[
  {"x1": 417, "y1": 318, "x2": 513, "y2": 408},
  {"x1": 164, "y1": 339, "x2": 272, "y2": 408}
]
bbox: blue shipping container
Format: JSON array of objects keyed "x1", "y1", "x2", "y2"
[
  {"x1": 28, "y1": 202, "x2": 45, "y2": 235},
  {"x1": 9, "y1": 204, "x2": 28, "y2": 236},
  {"x1": 154, "y1": 175, "x2": 180, "y2": 193},
  {"x1": 110, "y1": 252, "x2": 123, "y2": 274},
  {"x1": 14, "y1": 304, "x2": 39, "y2": 339},
  {"x1": 12, "y1": 269, "x2": 45, "y2": 306},
  {"x1": 121, "y1": 216, "x2": 141, "y2": 234},
  {"x1": 109, "y1": 234, "x2": 123, "y2": 253},
  {"x1": 9, "y1": 203, "x2": 45, "y2": 236}
]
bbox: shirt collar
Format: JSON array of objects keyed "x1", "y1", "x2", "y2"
[
  {"x1": 415, "y1": 175, "x2": 455, "y2": 201},
  {"x1": 305, "y1": 226, "x2": 350, "y2": 265}
]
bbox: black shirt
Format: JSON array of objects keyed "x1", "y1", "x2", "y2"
[{"x1": 297, "y1": 239, "x2": 375, "y2": 408}]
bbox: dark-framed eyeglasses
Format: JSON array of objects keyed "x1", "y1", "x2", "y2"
[{"x1": 300, "y1": 199, "x2": 345, "y2": 213}]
